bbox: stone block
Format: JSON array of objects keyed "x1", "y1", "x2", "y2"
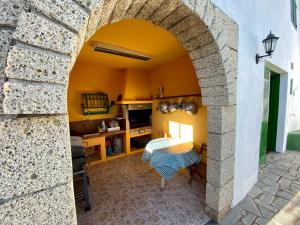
[
  {"x1": 189, "y1": 41, "x2": 219, "y2": 60},
  {"x1": 202, "y1": 0, "x2": 215, "y2": 28},
  {"x1": 194, "y1": 0, "x2": 208, "y2": 20},
  {"x1": 110, "y1": 0, "x2": 134, "y2": 23},
  {"x1": 202, "y1": 94, "x2": 235, "y2": 106},
  {"x1": 219, "y1": 207, "x2": 245, "y2": 225},
  {"x1": 137, "y1": 0, "x2": 166, "y2": 20},
  {"x1": 31, "y1": 0, "x2": 89, "y2": 32},
  {"x1": 76, "y1": 0, "x2": 103, "y2": 10},
  {"x1": 207, "y1": 156, "x2": 234, "y2": 187},
  {"x1": 0, "y1": 115, "x2": 72, "y2": 200},
  {"x1": 150, "y1": 0, "x2": 181, "y2": 24},
  {"x1": 196, "y1": 64, "x2": 227, "y2": 79},
  {"x1": 206, "y1": 180, "x2": 233, "y2": 212},
  {"x1": 184, "y1": 31, "x2": 215, "y2": 52},
  {"x1": 0, "y1": 29, "x2": 13, "y2": 52},
  {"x1": 182, "y1": 0, "x2": 195, "y2": 11},
  {"x1": 193, "y1": 52, "x2": 222, "y2": 70},
  {"x1": 210, "y1": 7, "x2": 239, "y2": 51},
  {"x1": 215, "y1": 25, "x2": 239, "y2": 52},
  {"x1": 207, "y1": 131, "x2": 235, "y2": 161},
  {"x1": 208, "y1": 105, "x2": 236, "y2": 134},
  {"x1": 199, "y1": 72, "x2": 235, "y2": 88},
  {"x1": 169, "y1": 14, "x2": 201, "y2": 35},
  {"x1": 6, "y1": 46, "x2": 71, "y2": 84},
  {"x1": 0, "y1": 183, "x2": 76, "y2": 225},
  {"x1": 160, "y1": 5, "x2": 190, "y2": 29},
  {"x1": 205, "y1": 206, "x2": 229, "y2": 222},
  {"x1": 0, "y1": 77, "x2": 4, "y2": 113},
  {"x1": 14, "y1": 12, "x2": 78, "y2": 55},
  {"x1": 0, "y1": 0, "x2": 30, "y2": 27},
  {"x1": 97, "y1": 0, "x2": 118, "y2": 27},
  {"x1": 85, "y1": 1, "x2": 104, "y2": 40},
  {"x1": 201, "y1": 82, "x2": 236, "y2": 97},
  {"x1": 176, "y1": 23, "x2": 208, "y2": 44},
  {"x1": 0, "y1": 52, "x2": 8, "y2": 72},
  {"x1": 3, "y1": 80, "x2": 67, "y2": 114},
  {"x1": 125, "y1": 0, "x2": 148, "y2": 18}
]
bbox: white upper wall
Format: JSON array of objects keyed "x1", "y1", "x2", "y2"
[{"x1": 211, "y1": 0, "x2": 300, "y2": 205}]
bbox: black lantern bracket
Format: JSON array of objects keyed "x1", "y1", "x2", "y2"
[
  {"x1": 256, "y1": 31, "x2": 279, "y2": 64},
  {"x1": 256, "y1": 53, "x2": 272, "y2": 64}
]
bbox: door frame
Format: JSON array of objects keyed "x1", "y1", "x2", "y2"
[{"x1": 265, "y1": 61, "x2": 289, "y2": 153}]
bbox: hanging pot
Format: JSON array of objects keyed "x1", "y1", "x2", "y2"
[
  {"x1": 185, "y1": 100, "x2": 198, "y2": 115},
  {"x1": 180, "y1": 100, "x2": 189, "y2": 111},
  {"x1": 168, "y1": 102, "x2": 179, "y2": 112},
  {"x1": 157, "y1": 101, "x2": 170, "y2": 114}
]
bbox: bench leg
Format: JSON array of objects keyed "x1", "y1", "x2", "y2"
[
  {"x1": 160, "y1": 177, "x2": 165, "y2": 191},
  {"x1": 83, "y1": 171, "x2": 91, "y2": 211}
]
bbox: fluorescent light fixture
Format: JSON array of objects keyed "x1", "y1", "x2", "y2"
[{"x1": 92, "y1": 41, "x2": 152, "y2": 61}]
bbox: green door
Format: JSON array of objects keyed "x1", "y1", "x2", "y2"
[
  {"x1": 259, "y1": 69, "x2": 280, "y2": 164},
  {"x1": 267, "y1": 73, "x2": 280, "y2": 151}
]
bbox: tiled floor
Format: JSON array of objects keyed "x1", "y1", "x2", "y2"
[
  {"x1": 76, "y1": 153, "x2": 210, "y2": 225},
  {"x1": 218, "y1": 151, "x2": 300, "y2": 225}
]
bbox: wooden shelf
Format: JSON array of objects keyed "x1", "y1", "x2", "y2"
[
  {"x1": 130, "y1": 131, "x2": 152, "y2": 138},
  {"x1": 116, "y1": 100, "x2": 154, "y2": 105},
  {"x1": 83, "y1": 129, "x2": 126, "y2": 139},
  {"x1": 128, "y1": 148, "x2": 144, "y2": 155}
]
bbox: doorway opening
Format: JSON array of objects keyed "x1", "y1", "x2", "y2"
[
  {"x1": 259, "y1": 66, "x2": 288, "y2": 164},
  {"x1": 69, "y1": 19, "x2": 209, "y2": 224}
]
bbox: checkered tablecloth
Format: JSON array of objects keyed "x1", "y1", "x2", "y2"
[{"x1": 142, "y1": 138, "x2": 200, "y2": 180}]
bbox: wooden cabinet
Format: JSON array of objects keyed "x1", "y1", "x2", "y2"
[{"x1": 82, "y1": 136, "x2": 106, "y2": 162}]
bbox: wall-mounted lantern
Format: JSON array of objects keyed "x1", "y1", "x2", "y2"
[{"x1": 256, "y1": 31, "x2": 279, "y2": 64}]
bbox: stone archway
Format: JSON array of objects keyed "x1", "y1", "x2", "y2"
[{"x1": 0, "y1": 0, "x2": 238, "y2": 223}]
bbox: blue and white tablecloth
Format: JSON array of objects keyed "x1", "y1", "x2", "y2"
[{"x1": 142, "y1": 138, "x2": 200, "y2": 180}]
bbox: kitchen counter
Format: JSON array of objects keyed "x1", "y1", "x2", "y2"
[{"x1": 82, "y1": 129, "x2": 126, "y2": 139}]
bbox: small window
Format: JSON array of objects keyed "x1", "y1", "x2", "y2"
[{"x1": 291, "y1": 0, "x2": 298, "y2": 29}]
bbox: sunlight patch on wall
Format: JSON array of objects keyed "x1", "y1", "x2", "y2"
[{"x1": 169, "y1": 121, "x2": 193, "y2": 143}]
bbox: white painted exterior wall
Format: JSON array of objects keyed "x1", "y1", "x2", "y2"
[{"x1": 211, "y1": 0, "x2": 300, "y2": 205}]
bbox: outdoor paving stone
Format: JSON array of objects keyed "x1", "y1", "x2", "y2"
[
  {"x1": 276, "y1": 191, "x2": 294, "y2": 200},
  {"x1": 262, "y1": 178, "x2": 279, "y2": 188},
  {"x1": 238, "y1": 196, "x2": 261, "y2": 217},
  {"x1": 263, "y1": 185, "x2": 278, "y2": 195},
  {"x1": 248, "y1": 186, "x2": 263, "y2": 198},
  {"x1": 254, "y1": 199, "x2": 278, "y2": 213},
  {"x1": 278, "y1": 177, "x2": 291, "y2": 187},
  {"x1": 257, "y1": 205, "x2": 274, "y2": 219},
  {"x1": 241, "y1": 213, "x2": 256, "y2": 225},
  {"x1": 263, "y1": 173, "x2": 280, "y2": 182},
  {"x1": 281, "y1": 173, "x2": 297, "y2": 181},
  {"x1": 255, "y1": 217, "x2": 269, "y2": 225},
  {"x1": 234, "y1": 222, "x2": 246, "y2": 225},
  {"x1": 259, "y1": 192, "x2": 274, "y2": 204},
  {"x1": 219, "y1": 207, "x2": 245, "y2": 225},
  {"x1": 273, "y1": 197, "x2": 289, "y2": 209},
  {"x1": 288, "y1": 169, "x2": 298, "y2": 176}
]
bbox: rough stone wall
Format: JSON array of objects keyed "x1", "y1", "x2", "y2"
[{"x1": 0, "y1": 0, "x2": 238, "y2": 223}]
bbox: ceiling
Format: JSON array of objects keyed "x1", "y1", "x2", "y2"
[{"x1": 76, "y1": 19, "x2": 188, "y2": 70}]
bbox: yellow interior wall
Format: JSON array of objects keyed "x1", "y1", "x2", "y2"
[
  {"x1": 122, "y1": 69, "x2": 151, "y2": 100},
  {"x1": 68, "y1": 61, "x2": 123, "y2": 122},
  {"x1": 148, "y1": 55, "x2": 208, "y2": 153},
  {"x1": 149, "y1": 55, "x2": 200, "y2": 97}
]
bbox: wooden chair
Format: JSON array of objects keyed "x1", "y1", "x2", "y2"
[{"x1": 188, "y1": 143, "x2": 207, "y2": 184}]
